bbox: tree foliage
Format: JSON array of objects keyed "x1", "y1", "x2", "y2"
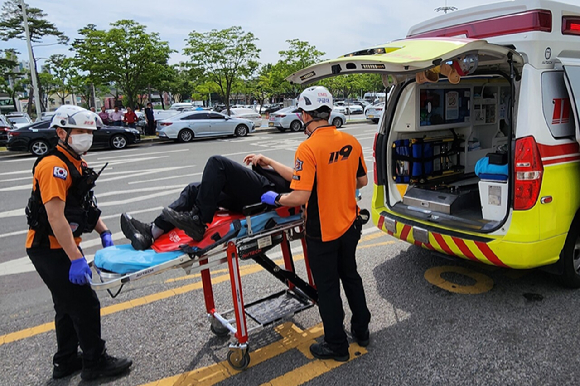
[
  {"x1": 44, "y1": 54, "x2": 78, "y2": 104},
  {"x1": 0, "y1": 0, "x2": 68, "y2": 43},
  {"x1": 184, "y1": 26, "x2": 260, "y2": 114},
  {"x1": 72, "y1": 20, "x2": 173, "y2": 109}
]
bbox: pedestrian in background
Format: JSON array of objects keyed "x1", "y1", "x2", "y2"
[
  {"x1": 98, "y1": 106, "x2": 110, "y2": 125},
  {"x1": 259, "y1": 86, "x2": 371, "y2": 362},
  {"x1": 123, "y1": 106, "x2": 137, "y2": 128},
  {"x1": 25, "y1": 105, "x2": 132, "y2": 381},
  {"x1": 145, "y1": 102, "x2": 155, "y2": 135},
  {"x1": 109, "y1": 106, "x2": 123, "y2": 126}
]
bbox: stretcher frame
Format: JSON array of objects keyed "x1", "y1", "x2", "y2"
[{"x1": 89, "y1": 212, "x2": 316, "y2": 370}]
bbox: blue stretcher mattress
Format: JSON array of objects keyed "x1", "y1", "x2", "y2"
[{"x1": 94, "y1": 211, "x2": 301, "y2": 275}]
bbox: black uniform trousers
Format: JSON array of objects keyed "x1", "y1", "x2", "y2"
[
  {"x1": 306, "y1": 221, "x2": 371, "y2": 355},
  {"x1": 154, "y1": 155, "x2": 273, "y2": 230},
  {"x1": 27, "y1": 247, "x2": 105, "y2": 366}
]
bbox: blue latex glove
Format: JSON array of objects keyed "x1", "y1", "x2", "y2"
[
  {"x1": 261, "y1": 191, "x2": 279, "y2": 206},
  {"x1": 100, "y1": 230, "x2": 114, "y2": 248},
  {"x1": 69, "y1": 257, "x2": 92, "y2": 285}
]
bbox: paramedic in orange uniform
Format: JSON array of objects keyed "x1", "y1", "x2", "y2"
[
  {"x1": 25, "y1": 105, "x2": 132, "y2": 381},
  {"x1": 256, "y1": 86, "x2": 371, "y2": 361}
]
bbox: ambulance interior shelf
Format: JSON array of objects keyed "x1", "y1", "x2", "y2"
[{"x1": 392, "y1": 130, "x2": 465, "y2": 186}]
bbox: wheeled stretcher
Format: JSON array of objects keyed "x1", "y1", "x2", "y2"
[{"x1": 89, "y1": 204, "x2": 317, "y2": 370}]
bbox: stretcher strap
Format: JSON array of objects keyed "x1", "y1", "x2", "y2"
[{"x1": 180, "y1": 219, "x2": 242, "y2": 257}]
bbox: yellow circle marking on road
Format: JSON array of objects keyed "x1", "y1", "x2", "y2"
[{"x1": 424, "y1": 266, "x2": 493, "y2": 294}]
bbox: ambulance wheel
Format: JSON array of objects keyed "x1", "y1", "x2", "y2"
[
  {"x1": 560, "y1": 218, "x2": 580, "y2": 288},
  {"x1": 290, "y1": 120, "x2": 303, "y2": 132},
  {"x1": 227, "y1": 348, "x2": 250, "y2": 370},
  {"x1": 210, "y1": 323, "x2": 230, "y2": 337}
]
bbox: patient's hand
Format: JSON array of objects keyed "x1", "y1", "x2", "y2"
[{"x1": 244, "y1": 153, "x2": 271, "y2": 168}]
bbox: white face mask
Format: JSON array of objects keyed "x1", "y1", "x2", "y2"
[{"x1": 69, "y1": 133, "x2": 93, "y2": 154}]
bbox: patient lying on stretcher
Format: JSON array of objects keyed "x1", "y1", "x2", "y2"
[{"x1": 121, "y1": 154, "x2": 292, "y2": 250}]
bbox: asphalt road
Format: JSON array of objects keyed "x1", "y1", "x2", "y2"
[{"x1": 1, "y1": 122, "x2": 580, "y2": 386}]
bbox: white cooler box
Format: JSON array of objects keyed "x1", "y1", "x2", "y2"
[{"x1": 478, "y1": 179, "x2": 508, "y2": 221}]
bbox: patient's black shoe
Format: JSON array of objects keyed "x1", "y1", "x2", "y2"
[
  {"x1": 120, "y1": 213, "x2": 153, "y2": 250},
  {"x1": 162, "y1": 207, "x2": 206, "y2": 242}
]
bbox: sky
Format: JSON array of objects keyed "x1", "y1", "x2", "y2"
[{"x1": 1, "y1": 0, "x2": 573, "y2": 69}]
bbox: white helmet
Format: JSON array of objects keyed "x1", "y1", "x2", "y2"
[
  {"x1": 297, "y1": 86, "x2": 333, "y2": 112},
  {"x1": 50, "y1": 105, "x2": 97, "y2": 131}
]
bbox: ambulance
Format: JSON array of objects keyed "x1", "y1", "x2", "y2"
[{"x1": 287, "y1": 0, "x2": 580, "y2": 287}]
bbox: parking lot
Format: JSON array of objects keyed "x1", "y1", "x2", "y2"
[{"x1": 1, "y1": 123, "x2": 580, "y2": 386}]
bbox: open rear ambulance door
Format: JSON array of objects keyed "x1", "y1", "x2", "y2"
[
  {"x1": 559, "y1": 57, "x2": 580, "y2": 145},
  {"x1": 286, "y1": 38, "x2": 523, "y2": 85}
]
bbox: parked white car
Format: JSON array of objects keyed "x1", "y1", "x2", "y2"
[
  {"x1": 268, "y1": 106, "x2": 347, "y2": 132},
  {"x1": 225, "y1": 108, "x2": 262, "y2": 127},
  {"x1": 365, "y1": 103, "x2": 385, "y2": 123},
  {"x1": 6, "y1": 112, "x2": 33, "y2": 129},
  {"x1": 156, "y1": 111, "x2": 255, "y2": 142},
  {"x1": 333, "y1": 101, "x2": 363, "y2": 115}
]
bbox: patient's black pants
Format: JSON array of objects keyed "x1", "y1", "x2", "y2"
[{"x1": 154, "y1": 155, "x2": 273, "y2": 230}]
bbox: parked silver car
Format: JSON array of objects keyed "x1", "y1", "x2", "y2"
[
  {"x1": 267, "y1": 106, "x2": 346, "y2": 132},
  {"x1": 156, "y1": 111, "x2": 255, "y2": 142},
  {"x1": 224, "y1": 108, "x2": 262, "y2": 128},
  {"x1": 364, "y1": 103, "x2": 385, "y2": 123}
]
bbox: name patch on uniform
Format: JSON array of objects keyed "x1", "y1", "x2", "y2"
[
  {"x1": 53, "y1": 166, "x2": 68, "y2": 180},
  {"x1": 294, "y1": 158, "x2": 303, "y2": 172}
]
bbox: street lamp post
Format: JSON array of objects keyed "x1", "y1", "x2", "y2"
[{"x1": 19, "y1": 0, "x2": 42, "y2": 118}]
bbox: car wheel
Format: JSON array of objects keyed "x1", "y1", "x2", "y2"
[
  {"x1": 290, "y1": 120, "x2": 303, "y2": 132},
  {"x1": 277, "y1": 128, "x2": 286, "y2": 133},
  {"x1": 178, "y1": 129, "x2": 194, "y2": 142},
  {"x1": 234, "y1": 125, "x2": 248, "y2": 137},
  {"x1": 110, "y1": 134, "x2": 127, "y2": 150},
  {"x1": 30, "y1": 139, "x2": 50, "y2": 156},
  {"x1": 559, "y1": 217, "x2": 580, "y2": 288},
  {"x1": 332, "y1": 117, "x2": 343, "y2": 128}
]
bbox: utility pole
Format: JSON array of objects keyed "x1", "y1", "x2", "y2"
[{"x1": 19, "y1": 0, "x2": 42, "y2": 119}]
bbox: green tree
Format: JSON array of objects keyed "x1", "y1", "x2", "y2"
[
  {"x1": 184, "y1": 26, "x2": 260, "y2": 115},
  {"x1": 44, "y1": 54, "x2": 78, "y2": 105},
  {"x1": 276, "y1": 39, "x2": 325, "y2": 97},
  {"x1": 0, "y1": 0, "x2": 68, "y2": 113},
  {"x1": 0, "y1": 49, "x2": 23, "y2": 108},
  {"x1": 72, "y1": 20, "x2": 173, "y2": 109}
]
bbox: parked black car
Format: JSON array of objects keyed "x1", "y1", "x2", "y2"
[
  {"x1": 7, "y1": 120, "x2": 141, "y2": 156},
  {"x1": 0, "y1": 114, "x2": 14, "y2": 147}
]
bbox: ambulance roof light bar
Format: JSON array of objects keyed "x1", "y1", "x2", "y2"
[
  {"x1": 407, "y1": 9, "x2": 552, "y2": 39},
  {"x1": 562, "y1": 16, "x2": 580, "y2": 36}
]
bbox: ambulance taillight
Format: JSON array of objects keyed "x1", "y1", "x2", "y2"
[
  {"x1": 562, "y1": 16, "x2": 580, "y2": 36},
  {"x1": 514, "y1": 136, "x2": 544, "y2": 211}
]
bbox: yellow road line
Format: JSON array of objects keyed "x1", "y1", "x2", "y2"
[
  {"x1": 140, "y1": 322, "x2": 366, "y2": 386},
  {"x1": 1, "y1": 233, "x2": 387, "y2": 346}
]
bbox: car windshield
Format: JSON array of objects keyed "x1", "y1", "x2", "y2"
[{"x1": 8, "y1": 117, "x2": 29, "y2": 123}]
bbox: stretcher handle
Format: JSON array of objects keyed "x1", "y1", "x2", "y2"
[
  {"x1": 85, "y1": 273, "x2": 124, "y2": 298},
  {"x1": 181, "y1": 219, "x2": 242, "y2": 257}
]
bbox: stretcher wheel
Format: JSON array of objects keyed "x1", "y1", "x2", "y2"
[
  {"x1": 227, "y1": 347, "x2": 250, "y2": 370},
  {"x1": 210, "y1": 323, "x2": 230, "y2": 337}
]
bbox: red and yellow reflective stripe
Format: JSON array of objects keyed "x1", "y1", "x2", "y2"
[{"x1": 377, "y1": 214, "x2": 510, "y2": 268}]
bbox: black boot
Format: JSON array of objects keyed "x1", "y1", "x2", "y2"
[
  {"x1": 52, "y1": 352, "x2": 82, "y2": 379},
  {"x1": 161, "y1": 207, "x2": 206, "y2": 241},
  {"x1": 309, "y1": 341, "x2": 349, "y2": 362},
  {"x1": 120, "y1": 213, "x2": 153, "y2": 250},
  {"x1": 350, "y1": 326, "x2": 370, "y2": 347},
  {"x1": 81, "y1": 352, "x2": 132, "y2": 381}
]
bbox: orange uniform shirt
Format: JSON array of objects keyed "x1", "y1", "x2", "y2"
[
  {"x1": 290, "y1": 126, "x2": 367, "y2": 241},
  {"x1": 26, "y1": 145, "x2": 84, "y2": 249}
]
